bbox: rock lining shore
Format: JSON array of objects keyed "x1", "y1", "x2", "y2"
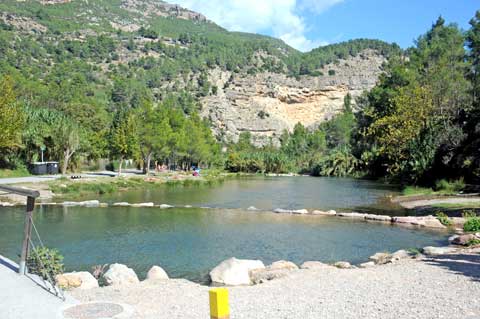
[{"x1": 4, "y1": 199, "x2": 462, "y2": 230}]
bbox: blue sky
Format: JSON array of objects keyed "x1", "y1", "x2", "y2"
[{"x1": 165, "y1": 0, "x2": 479, "y2": 52}]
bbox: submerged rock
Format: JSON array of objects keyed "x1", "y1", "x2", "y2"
[
  {"x1": 56, "y1": 271, "x2": 98, "y2": 290},
  {"x1": 103, "y1": 263, "x2": 139, "y2": 286},
  {"x1": 131, "y1": 202, "x2": 154, "y2": 207},
  {"x1": 62, "y1": 200, "x2": 100, "y2": 207},
  {"x1": 364, "y1": 214, "x2": 392, "y2": 222},
  {"x1": 422, "y1": 246, "x2": 457, "y2": 255},
  {"x1": 209, "y1": 257, "x2": 265, "y2": 286},
  {"x1": 146, "y1": 265, "x2": 169, "y2": 280}
]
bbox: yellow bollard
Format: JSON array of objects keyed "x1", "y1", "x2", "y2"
[{"x1": 209, "y1": 288, "x2": 230, "y2": 319}]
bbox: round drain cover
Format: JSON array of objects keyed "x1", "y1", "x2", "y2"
[{"x1": 63, "y1": 302, "x2": 124, "y2": 319}]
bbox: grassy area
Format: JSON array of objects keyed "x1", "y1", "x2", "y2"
[
  {"x1": 431, "y1": 202, "x2": 480, "y2": 209},
  {"x1": 49, "y1": 171, "x2": 230, "y2": 197},
  {"x1": 402, "y1": 178, "x2": 466, "y2": 196},
  {"x1": 0, "y1": 168, "x2": 31, "y2": 178}
]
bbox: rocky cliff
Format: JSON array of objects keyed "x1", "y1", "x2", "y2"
[{"x1": 201, "y1": 49, "x2": 385, "y2": 146}]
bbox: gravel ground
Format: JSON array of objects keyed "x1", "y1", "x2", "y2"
[
  {"x1": 71, "y1": 252, "x2": 480, "y2": 319},
  {"x1": 398, "y1": 197, "x2": 480, "y2": 209}
]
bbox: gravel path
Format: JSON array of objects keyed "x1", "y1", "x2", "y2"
[{"x1": 71, "y1": 252, "x2": 480, "y2": 319}]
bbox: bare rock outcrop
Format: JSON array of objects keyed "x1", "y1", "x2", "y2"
[{"x1": 201, "y1": 50, "x2": 386, "y2": 146}]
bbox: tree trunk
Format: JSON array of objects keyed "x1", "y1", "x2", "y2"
[
  {"x1": 118, "y1": 158, "x2": 123, "y2": 177},
  {"x1": 145, "y1": 152, "x2": 152, "y2": 175},
  {"x1": 62, "y1": 148, "x2": 73, "y2": 175}
]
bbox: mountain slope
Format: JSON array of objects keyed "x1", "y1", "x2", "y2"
[{"x1": 0, "y1": 0, "x2": 401, "y2": 145}]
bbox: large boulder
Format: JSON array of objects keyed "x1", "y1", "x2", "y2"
[
  {"x1": 146, "y1": 265, "x2": 169, "y2": 280},
  {"x1": 209, "y1": 257, "x2": 265, "y2": 286},
  {"x1": 393, "y1": 216, "x2": 446, "y2": 229},
  {"x1": 56, "y1": 271, "x2": 98, "y2": 290},
  {"x1": 450, "y1": 234, "x2": 477, "y2": 246},
  {"x1": 422, "y1": 246, "x2": 457, "y2": 255},
  {"x1": 391, "y1": 249, "x2": 411, "y2": 260},
  {"x1": 103, "y1": 263, "x2": 139, "y2": 286}
]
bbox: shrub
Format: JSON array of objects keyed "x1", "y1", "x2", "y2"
[
  {"x1": 27, "y1": 247, "x2": 64, "y2": 280},
  {"x1": 463, "y1": 210, "x2": 480, "y2": 232},
  {"x1": 435, "y1": 211, "x2": 452, "y2": 226},
  {"x1": 434, "y1": 178, "x2": 465, "y2": 194},
  {"x1": 467, "y1": 238, "x2": 480, "y2": 246}
]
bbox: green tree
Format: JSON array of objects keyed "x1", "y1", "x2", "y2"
[
  {"x1": 110, "y1": 109, "x2": 139, "y2": 176},
  {"x1": 0, "y1": 76, "x2": 24, "y2": 150}
]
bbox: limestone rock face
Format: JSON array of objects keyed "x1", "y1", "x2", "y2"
[
  {"x1": 209, "y1": 257, "x2": 265, "y2": 286},
  {"x1": 56, "y1": 271, "x2": 98, "y2": 290},
  {"x1": 103, "y1": 263, "x2": 139, "y2": 286},
  {"x1": 146, "y1": 265, "x2": 169, "y2": 280},
  {"x1": 201, "y1": 50, "x2": 386, "y2": 146}
]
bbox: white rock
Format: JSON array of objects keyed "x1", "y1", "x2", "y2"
[
  {"x1": 273, "y1": 208, "x2": 308, "y2": 214},
  {"x1": 336, "y1": 212, "x2": 367, "y2": 219},
  {"x1": 334, "y1": 261, "x2": 353, "y2": 269},
  {"x1": 62, "y1": 200, "x2": 100, "y2": 207},
  {"x1": 113, "y1": 202, "x2": 131, "y2": 206},
  {"x1": 209, "y1": 257, "x2": 265, "y2": 286},
  {"x1": 369, "y1": 252, "x2": 392, "y2": 265},
  {"x1": 103, "y1": 263, "x2": 139, "y2": 286},
  {"x1": 364, "y1": 214, "x2": 392, "y2": 222},
  {"x1": 184, "y1": 205, "x2": 192, "y2": 208},
  {"x1": 391, "y1": 249, "x2": 411, "y2": 260},
  {"x1": 159, "y1": 204, "x2": 173, "y2": 209},
  {"x1": 131, "y1": 202, "x2": 154, "y2": 207},
  {"x1": 312, "y1": 210, "x2": 336, "y2": 216},
  {"x1": 56, "y1": 271, "x2": 98, "y2": 289},
  {"x1": 300, "y1": 261, "x2": 331, "y2": 269},
  {"x1": 250, "y1": 260, "x2": 298, "y2": 284},
  {"x1": 146, "y1": 266, "x2": 169, "y2": 280},
  {"x1": 247, "y1": 206, "x2": 258, "y2": 211},
  {"x1": 359, "y1": 261, "x2": 375, "y2": 268},
  {"x1": 269, "y1": 260, "x2": 299, "y2": 271},
  {"x1": 292, "y1": 209, "x2": 309, "y2": 215},
  {"x1": 422, "y1": 246, "x2": 457, "y2": 256}
]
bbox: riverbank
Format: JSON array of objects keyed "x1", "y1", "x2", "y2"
[
  {"x1": 0, "y1": 170, "x2": 232, "y2": 205},
  {"x1": 68, "y1": 247, "x2": 480, "y2": 319}
]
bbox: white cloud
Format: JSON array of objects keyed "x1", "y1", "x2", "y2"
[{"x1": 164, "y1": 0, "x2": 342, "y2": 52}]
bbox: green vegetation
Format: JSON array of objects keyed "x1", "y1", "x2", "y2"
[
  {"x1": 435, "y1": 212, "x2": 453, "y2": 226},
  {"x1": 463, "y1": 210, "x2": 480, "y2": 232},
  {"x1": 26, "y1": 247, "x2": 64, "y2": 280},
  {"x1": 0, "y1": 0, "x2": 479, "y2": 191}
]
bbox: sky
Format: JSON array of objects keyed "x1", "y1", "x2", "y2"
[{"x1": 164, "y1": 0, "x2": 479, "y2": 52}]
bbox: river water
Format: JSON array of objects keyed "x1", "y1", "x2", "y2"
[{"x1": 0, "y1": 176, "x2": 448, "y2": 282}]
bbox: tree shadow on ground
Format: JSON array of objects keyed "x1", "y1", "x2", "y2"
[{"x1": 424, "y1": 253, "x2": 480, "y2": 282}]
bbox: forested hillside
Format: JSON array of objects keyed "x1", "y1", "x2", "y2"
[{"x1": 1, "y1": 0, "x2": 478, "y2": 188}]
